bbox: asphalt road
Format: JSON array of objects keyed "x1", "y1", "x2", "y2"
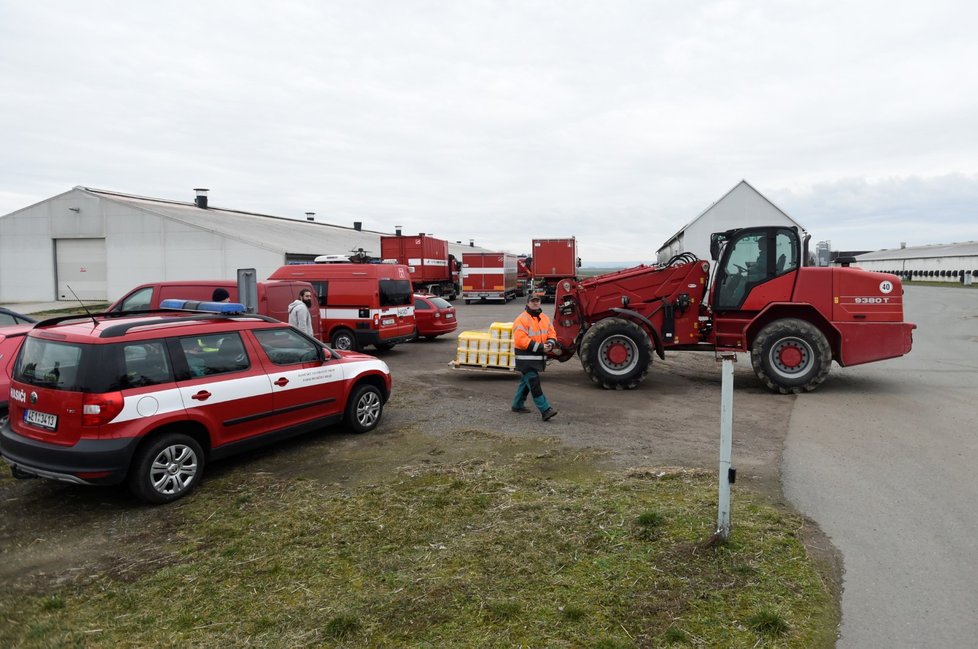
[{"x1": 783, "y1": 286, "x2": 978, "y2": 647}]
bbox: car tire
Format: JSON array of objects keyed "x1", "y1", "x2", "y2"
[
  {"x1": 331, "y1": 328, "x2": 358, "y2": 351},
  {"x1": 128, "y1": 433, "x2": 205, "y2": 504},
  {"x1": 345, "y1": 384, "x2": 384, "y2": 434}
]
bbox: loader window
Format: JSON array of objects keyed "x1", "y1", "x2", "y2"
[
  {"x1": 774, "y1": 231, "x2": 798, "y2": 274},
  {"x1": 716, "y1": 233, "x2": 764, "y2": 308},
  {"x1": 715, "y1": 229, "x2": 798, "y2": 311}
]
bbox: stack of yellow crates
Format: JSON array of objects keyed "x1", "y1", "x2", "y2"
[
  {"x1": 455, "y1": 323, "x2": 515, "y2": 369},
  {"x1": 488, "y1": 322, "x2": 514, "y2": 368}
]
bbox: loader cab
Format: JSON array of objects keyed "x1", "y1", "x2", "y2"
[{"x1": 711, "y1": 226, "x2": 801, "y2": 311}]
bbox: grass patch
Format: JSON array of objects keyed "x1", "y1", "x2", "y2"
[
  {"x1": 0, "y1": 460, "x2": 836, "y2": 647},
  {"x1": 748, "y1": 609, "x2": 791, "y2": 636}
]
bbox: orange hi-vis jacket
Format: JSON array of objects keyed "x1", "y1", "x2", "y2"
[{"x1": 513, "y1": 308, "x2": 557, "y2": 372}]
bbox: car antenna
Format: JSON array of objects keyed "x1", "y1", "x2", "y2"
[{"x1": 66, "y1": 284, "x2": 99, "y2": 326}]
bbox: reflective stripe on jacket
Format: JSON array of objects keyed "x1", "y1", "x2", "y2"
[{"x1": 513, "y1": 308, "x2": 556, "y2": 372}]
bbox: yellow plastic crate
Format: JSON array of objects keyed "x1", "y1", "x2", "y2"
[{"x1": 489, "y1": 322, "x2": 513, "y2": 340}]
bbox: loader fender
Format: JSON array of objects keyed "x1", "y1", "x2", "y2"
[{"x1": 609, "y1": 307, "x2": 666, "y2": 360}]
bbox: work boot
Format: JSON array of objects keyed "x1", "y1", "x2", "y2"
[
  {"x1": 542, "y1": 408, "x2": 558, "y2": 421},
  {"x1": 511, "y1": 406, "x2": 531, "y2": 413}
]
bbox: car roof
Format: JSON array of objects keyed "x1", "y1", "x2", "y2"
[
  {"x1": 0, "y1": 323, "x2": 34, "y2": 342},
  {"x1": 27, "y1": 310, "x2": 284, "y2": 343},
  {"x1": 0, "y1": 307, "x2": 38, "y2": 323}
]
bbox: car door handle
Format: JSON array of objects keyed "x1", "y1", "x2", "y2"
[
  {"x1": 274, "y1": 377, "x2": 289, "y2": 387},
  {"x1": 191, "y1": 390, "x2": 212, "y2": 401}
]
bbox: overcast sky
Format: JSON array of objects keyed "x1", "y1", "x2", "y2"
[{"x1": 2, "y1": 1, "x2": 976, "y2": 262}]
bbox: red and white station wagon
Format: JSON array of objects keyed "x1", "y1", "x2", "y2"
[{"x1": 0, "y1": 301, "x2": 391, "y2": 503}]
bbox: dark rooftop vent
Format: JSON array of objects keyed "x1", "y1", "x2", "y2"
[
  {"x1": 395, "y1": 225, "x2": 402, "y2": 236},
  {"x1": 354, "y1": 221, "x2": 362, "y2": 231},
  {"x1": 469, "y1": 239, "x2": 475, "y2": 247},
  {"x1": 306, "y1": 212, "x2": 315, "y2": 222},
  {"x1": 194, "y1": 188, "x2": 209, "y2": 209}
]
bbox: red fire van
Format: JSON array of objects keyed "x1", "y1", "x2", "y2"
[{"x1": 267, "y1": 263, "x2": 416, "y2": 351}]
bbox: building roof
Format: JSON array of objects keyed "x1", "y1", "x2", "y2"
[
  {"x1": 77, "y1": 186, "x2": 490, "y2": 258},
  {"x1": 855, "y1": 241, "x2": 978, "y2": 261},
  {"x1": 658, "y1": 179, "x2": 805, "y2": 252}
]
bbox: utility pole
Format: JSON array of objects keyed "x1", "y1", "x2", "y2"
[{"x1": 716, "y1": 352, "x2": 737, "y2": 541}]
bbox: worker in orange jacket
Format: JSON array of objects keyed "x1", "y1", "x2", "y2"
[{"x1": 512, "y1": 294, "x2": 558, "y2": 421}]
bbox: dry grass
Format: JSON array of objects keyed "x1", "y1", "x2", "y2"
[{"x1": 0, "y1": 455, "x2": 836, "y2": 647}]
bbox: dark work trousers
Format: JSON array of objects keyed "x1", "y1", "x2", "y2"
[{"x1": 512, "y1": 368, "x2": 552, "y2": 413}]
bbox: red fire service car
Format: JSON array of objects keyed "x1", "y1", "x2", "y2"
[
  {"x1": 413, "y1": 294, "x2": 458, "y2": 339},
  {"x1": 1, "y1": 324, "x2": 33, "y2": 417},
  {"x1": 0, "y1": 301, "x2": 392, "y2": 503}
]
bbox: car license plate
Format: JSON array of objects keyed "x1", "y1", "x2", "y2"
[
  {"x1": 24, "y1": 409, "x2": 58, "y2": 431},
  {"x1": 446, "y1": 313, "x2": 454, "y2": 319},
  {"x1": 382, "y1": 317, "x2": 395, "y2": 326}
]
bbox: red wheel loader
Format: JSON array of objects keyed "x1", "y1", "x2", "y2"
[{"x1": 550, "y1": 226, "x2": 916, "y2": 393}]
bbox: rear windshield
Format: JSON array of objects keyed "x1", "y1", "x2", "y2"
[
  {"x1": 429, "y1": 297, "x2": 452, "y2": 309},
  {"x1": 13, "y1": 338, "x2": 88, "y2": 391},
  {"x1": 379, "y1": 279, "x2": 412, "y2": 307}
]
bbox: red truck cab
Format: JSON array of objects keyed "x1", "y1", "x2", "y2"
[{"x1": 108, "y1": 280, "x2": 321, "y2": 340}]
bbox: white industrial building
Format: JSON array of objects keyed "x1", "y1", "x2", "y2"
[
  {"x1": 0, "y1": 186, "x2": 487, "y2": 302},
  {"x1": 656, "y1": 180, "x2": 805, "y2": 264},
  {"x1": 854, "y1": 242, "x2": 978, "y2": 284}
]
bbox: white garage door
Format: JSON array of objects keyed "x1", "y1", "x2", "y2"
[{"x1": 56, "y1": 238, "x2": 107, "y2": 301}]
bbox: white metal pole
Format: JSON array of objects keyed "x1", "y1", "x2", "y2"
[{"x1": 716, "y1": 354, "x2": 735, "y2": 540}]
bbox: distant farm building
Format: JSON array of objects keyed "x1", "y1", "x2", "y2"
[
  {"x1": 855, "y1": 242, "x2": 978, "y2": 284},
  {"x1": 0, "y1": 186, "x2": 487, "y2": 302},
  {"x1": 656, "y1": 180, "x2": 805, "y2": 264}
]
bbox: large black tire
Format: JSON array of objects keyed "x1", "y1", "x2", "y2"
[
  {"x1": 751, "y1": 318, "x2": 832, "y2": 394},
  {"x1": 345, "y1": 384, "x2": 384, "y2": 434},
  {"x1": 128, "y1": 433, "x2": 205, "y2": 504},
  {"x1": 331, "y1": 328, "x2": 358, "y2": 352},
  {"x1": 578, "y1": 318, "x2": 653, "y2": 389}
]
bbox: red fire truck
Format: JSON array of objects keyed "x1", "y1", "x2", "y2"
[
  {"x1": 461, "y1": 252, "x2": 518, "y2": 304},
  {"x1": 380, "y1": 234, "x2": 460, "y2": 300},
  {"x1": 530, "y1": 237, "x2": 579, "y2": 301}
]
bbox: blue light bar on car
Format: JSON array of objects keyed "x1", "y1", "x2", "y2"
[{"x1": 159, "y1": 299, "x2": 247, "y2": 314}]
